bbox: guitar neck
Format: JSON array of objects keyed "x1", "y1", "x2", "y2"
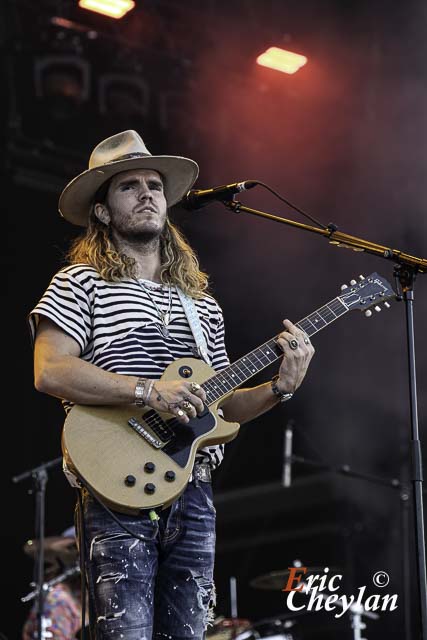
[{"x1": 202, "y1": 294, "x2": 349, "y2": 406}]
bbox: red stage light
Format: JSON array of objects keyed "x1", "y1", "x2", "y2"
[
  {"x1": 78, "y1": 0, "x2": 135, "y2": 19},
  {"x1": 256, "y1": 47, "x2": 307, "y2": 75}
]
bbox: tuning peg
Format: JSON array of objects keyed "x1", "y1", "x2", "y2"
[
  {"x1": 340, "y1": 284, "x2": 348, "y2": 291},
  {"x1": 384, "y1": 302, "x2": 391, "y2": 309},
  {"x1": 374, "y1": 305, "x2": 381, "y2": 312},
  {"x1": 359, "y1": 275, "x2": 365, "y2": 280},
  {"x1": 365, "y1": 310, "x2": 373, "y2": 317},
  {"x1": 350, "y1": 279, "x2": 357, "y2": 286}
]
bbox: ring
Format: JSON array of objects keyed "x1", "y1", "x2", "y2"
[
  {"x1": 190, "y1": 382, "x2": 201, "y2": 392},
  {"x1": 181, "y1": 400, "x2": 193, "y2": 412},
  {"x1": 303, "y1": 337, "x2": 310, "y2": 345},
  {"x1": 177, "y1": 409, "x2": 185, "y2": 417},
  {"x1": 288, "y1": 339, "x2": 299, "y2": 350}
]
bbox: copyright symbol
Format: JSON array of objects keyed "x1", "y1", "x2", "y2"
[{"x1": 373, "y1": 571, "x2": 389, "y2": 587}]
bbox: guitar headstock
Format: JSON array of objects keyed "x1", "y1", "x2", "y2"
[{"x1": 339, "y1": 273, "x2": 396, "y2": 315}]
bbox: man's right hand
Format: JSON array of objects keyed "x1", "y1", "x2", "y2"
[{"x1": 147, "y1": 380, "x2": 207, "y2": 424}]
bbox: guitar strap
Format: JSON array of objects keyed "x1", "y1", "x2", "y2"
[{"x1": 176, "y1": 287, "x2": 211, "y2": 365}]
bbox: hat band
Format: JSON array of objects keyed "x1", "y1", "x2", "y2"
[{"x1": 108, "y1": 152, "x2": 152, "y2": 164}]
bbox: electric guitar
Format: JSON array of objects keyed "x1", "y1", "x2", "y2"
[{"x1": 62, "y1": 272, "x2": 395, "y2": 514}]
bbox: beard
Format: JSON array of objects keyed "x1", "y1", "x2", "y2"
[{"x1": 111, "y1": 218, "x2": 166, "y2": 251}]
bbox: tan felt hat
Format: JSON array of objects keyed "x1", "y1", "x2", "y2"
[{"x1": 58, "y1": 129, "x2": 199, "y2": 226}]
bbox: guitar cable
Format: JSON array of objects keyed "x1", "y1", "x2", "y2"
[{"x1": 77, "y1": 482, "x2": 160, "y2": 542}]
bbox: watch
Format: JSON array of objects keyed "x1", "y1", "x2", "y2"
[{"x1": 271, "y1": 375, "x2": 294, "y2": 403}]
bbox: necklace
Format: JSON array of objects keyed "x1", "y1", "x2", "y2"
[{"x1": 137, "y1": 280, "x2": 173, "y2": 338}]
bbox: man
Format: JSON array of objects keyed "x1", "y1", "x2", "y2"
[{"x1": 29, "y1": 130, "x2": 315, "y2": 639}]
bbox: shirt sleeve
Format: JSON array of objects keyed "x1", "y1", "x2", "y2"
[{"x1": 28, "y1": 270, "x2": 92, "y2": 354}]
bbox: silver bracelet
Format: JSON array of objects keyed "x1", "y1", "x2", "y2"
[
  {"x1": 135, "y1": 377, "x2": 147, "y2": 406},
  {"x1": 143, "y1": 379, "x2": 155, "y2": 405}
]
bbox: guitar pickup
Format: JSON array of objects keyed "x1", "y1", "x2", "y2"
[{"x1": 128, "y1": 417, "x2": 164, "y2": 449}]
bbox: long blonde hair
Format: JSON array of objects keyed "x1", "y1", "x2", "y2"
[{"x1": 66, "y1": 211, "x2": 210, "y2": 298}]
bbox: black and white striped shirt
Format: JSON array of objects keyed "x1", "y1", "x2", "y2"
[{"x1": 28, "y1": 264, "x2": 230, "y2": 469}]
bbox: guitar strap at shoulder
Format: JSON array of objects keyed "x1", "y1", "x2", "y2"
[{"x1": 176, "y1": 287, "x2": 211, "y2": 365}]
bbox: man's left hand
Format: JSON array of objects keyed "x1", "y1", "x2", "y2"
[{"x1": 275, "y1": 319, "x2": 315, "y2": 393}]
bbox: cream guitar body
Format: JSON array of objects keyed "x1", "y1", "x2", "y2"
[{"x1": 62, "y1": 358, "x2": 239, "y2": 514}]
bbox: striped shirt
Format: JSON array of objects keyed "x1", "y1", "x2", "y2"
[{"x1": 28, "y1": 264, "x2": 230, "y2": 469}]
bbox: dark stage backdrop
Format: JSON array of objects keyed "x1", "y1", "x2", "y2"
[{"x1": 2, "y1": 1, "x2": 427, "y2": 639}]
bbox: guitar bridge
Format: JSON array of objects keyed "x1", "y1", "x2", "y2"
[{"x1": 128, "y1": 417, "x2": 165, "y2": 449}]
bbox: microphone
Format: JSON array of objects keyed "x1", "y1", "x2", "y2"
[
  {"x1": 179, "y1": 180, "x2": 258, "y2": 210},
  {"x1": 282, "y1": 419, "x2": 295, "y2": 488}
]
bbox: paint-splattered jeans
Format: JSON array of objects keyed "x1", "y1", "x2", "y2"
[{"x1": 78, "y1": 477, "x2": 216, "y2": 640}]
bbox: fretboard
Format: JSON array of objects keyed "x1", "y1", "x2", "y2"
[{"x1": 202, "y1": 295, "x2": 348, "y2": 405}]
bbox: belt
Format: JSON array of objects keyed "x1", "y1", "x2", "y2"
[{"x1": 189, "y1": 462, "x2": 212, "y2": 483}]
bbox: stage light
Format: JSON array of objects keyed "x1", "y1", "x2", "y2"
[
  {"x1": 78, "y1": 0, "x2": 135, "y2": 19},
  {"x1": 256, "y1": 47, "x2": 307, "y2": 75}
]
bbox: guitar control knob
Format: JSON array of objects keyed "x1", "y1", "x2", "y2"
[
  {"x1": 350, "y1": 279, "x2": 357, "y2": 286},
  {"x1": 365, "y1": 310, "x2": 372, "y2": 317},
  {"x1": 144, "y1": 483, "x2": 156, "y2": 494},
  {"x1": 165, "y1": 470, "x2": 176, "y2": 482},
  {"x1": 144, "y1": 462, "x2": 156, "y2": 473},
  {"x1": 340, "y1": 284, "x2": 348, "y2": 291},
  {"x1": 124, "y1": 475, "x2": 136, "y2": 487}
]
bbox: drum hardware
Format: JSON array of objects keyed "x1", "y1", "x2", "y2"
[
  {"x1": 296, "y1": 579, "x2": 379, "y2": 640},
  {"x1": 21, "y1": 564, "x2": 81, "y2": 603},
  {"x1": 208, "y1": 575, "x2": 254, "y2": 640}
]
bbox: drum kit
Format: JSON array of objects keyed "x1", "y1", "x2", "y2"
[
  {"x1": 208, "y1": 566, "x2": 379, "y2": 640},
  {"x1": 21, "y1": 533, "x2": 81, "y2": 604}
]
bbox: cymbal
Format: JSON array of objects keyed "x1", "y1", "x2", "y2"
[
  {"x1": 23, "y1": 536, "x2": 78, "y2": 565},
  {"x1": 250, "y1": 567, "x2": 333, "y2": 591}
]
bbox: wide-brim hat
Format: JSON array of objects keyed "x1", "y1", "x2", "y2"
[{"x1": 58, "y1": 130, "x2": 199, "y2": 226}]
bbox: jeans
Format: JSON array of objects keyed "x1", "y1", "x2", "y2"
[{"x1": 77, "y1": 477, "x2": 216, "y2": 640}]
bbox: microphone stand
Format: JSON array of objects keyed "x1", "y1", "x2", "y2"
[
  {"x1": 12, "y1": 456, "x2": 63, "y2": 640},
  {"x1": 221, "y1": 197, "x2": 427, "y2": 639}
]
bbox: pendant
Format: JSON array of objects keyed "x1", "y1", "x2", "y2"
[
  {"x1": 160, "y1": 324, "x2": 170, "y2": 338},
  {"x1": 163, "y1": 312, "x2": 171, "y2": 326}
]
